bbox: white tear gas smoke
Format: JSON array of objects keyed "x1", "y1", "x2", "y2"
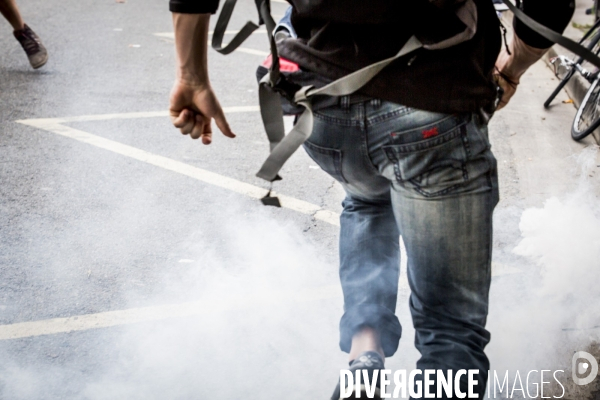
[
  {"x1": 1, "y1": 147, "x2": 598, "y2": 400},
  {"x1": 0, "y1": 204, "x2": 349, "y2": 399},
  {"x1": 486, "y1": 146, "x2": 600, "y2": 398}
]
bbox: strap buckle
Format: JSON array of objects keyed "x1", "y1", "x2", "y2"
[{"x1": 269, "y1": 75, "x2": 302, "y2": 103}]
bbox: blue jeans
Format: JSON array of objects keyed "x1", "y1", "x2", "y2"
[{"x1": 303, "y1": 99, "x2": 499, "y2": 398}]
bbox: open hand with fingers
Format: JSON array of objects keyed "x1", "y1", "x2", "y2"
[{"x1": 169, "y1": 80, "x2": 235, "y2": 145}]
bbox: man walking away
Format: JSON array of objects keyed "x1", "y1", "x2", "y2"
[{"x1": 167, "y1": 0, "x2": 574, "y2": 398}]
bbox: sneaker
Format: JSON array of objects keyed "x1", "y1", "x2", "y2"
[
  {"x1": 330, "y1": 351, "x2": 385, "y2": 400},
  {"x1": 13, "y1": 24, "x2": 48, "y2": 69}
]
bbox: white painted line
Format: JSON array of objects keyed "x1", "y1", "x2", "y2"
[
  {"x1": 154, "y1": 32, "x2": 174, "y2": 39},
  {"x1": 0, "y1": 285, "x2": 341, "y2": 341},
  {"x1": 235, "y1": 48, "x2": 269, "y2": 56},
  {"x1": 8, "y1": 110, "x2": 519, "y2": 341},
  {"x1": 208, "y1": 29, "x2": 268, "y2": 36},
  {"x1": 36, "y1": 107, "x2": 258, "y2": 124},
  {"x1": 15, "y1": 116, "x2": 338, "y2": 227},
  {"x1": 0, "y1": 260, "x2": 516, "y2": 340},
  {"x1": 155, "y1": 31, "x2": 267, "y2": 39},
  {"x1": 154, "y1": 33, "x2": 270, "y2": 57}
]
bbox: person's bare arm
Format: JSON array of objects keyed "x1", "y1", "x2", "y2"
[
  {"x1": 170, "y1": 13, "x2": 235, "y2": 144},
  {"x1": 493, "y1": 34, "x2": 548, "y2": 111},
  {"x1": 494, "y1": 0, "x2": 574, "y2": 111}
]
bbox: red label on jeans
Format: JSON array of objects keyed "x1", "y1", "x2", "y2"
[{"x1": 422, "y1": 127, "x2": 439, "y2": 139}]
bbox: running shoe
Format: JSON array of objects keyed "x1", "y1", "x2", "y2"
[
  {"x1": 330, "y1": 351, "x2": 385, "y2": 400},
  {"x1": 14, "y1": 24, "x2": 48, "y2": 69}
]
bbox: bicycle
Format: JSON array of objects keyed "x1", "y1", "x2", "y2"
[{"x1": 544, "y1": 18, "x2": 600, "y2": 141}]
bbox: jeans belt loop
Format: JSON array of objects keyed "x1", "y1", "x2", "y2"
[{"x1": 340, "y1": 95, "x2": 350, "y2": 111}]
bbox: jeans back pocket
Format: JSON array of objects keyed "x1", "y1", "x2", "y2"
[
  {"x1": 382, "y1": 114, "x2": 490, "y2": 197},
  {"x1": 303, "y1": 140, "x2": 348, "y2": 183}
]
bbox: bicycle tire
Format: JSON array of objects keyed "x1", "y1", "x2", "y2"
[
  {"x1": 572, "y1": 76, "x2": 600, "y2": 141},
  {"x1": 544, "y1": 68, "x2": 576, "y2": 108}
]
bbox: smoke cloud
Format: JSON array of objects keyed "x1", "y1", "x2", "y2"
[
  {"x1": 486, "y1": 146, "x2": 600, "y2": 399},
  {"x1": 1, "y1": 146, "x2": 598, "y2": 399}
]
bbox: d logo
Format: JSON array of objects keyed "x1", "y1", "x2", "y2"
[{"x1": 572, "y1": 351, "x2": 599, "y2": 386}]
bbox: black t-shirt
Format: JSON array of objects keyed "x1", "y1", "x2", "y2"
[{"x1": 170, "y1": 0, "x2": 574, "y2": 113}]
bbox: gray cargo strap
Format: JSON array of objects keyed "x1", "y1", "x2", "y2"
[
  {"x1": 256, "y1": 36, "x2": 423, "y2": 182},
  {"x1": 212, "y1": 0, "x2": 268, "y2": 55},
  {"x1": 255, "y1": 0, "x2": 478, "y2": 182}
]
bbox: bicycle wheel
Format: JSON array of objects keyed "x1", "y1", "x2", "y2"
[
  {"x1": 544, "y1": 68, "x2": 575, "y2": 108},
  {"x1": 572, "y1": 76, "x2": 600, "y2": 141},
  {"x1": 579, "y1": 19, "x2": 600, "y2": 71}
]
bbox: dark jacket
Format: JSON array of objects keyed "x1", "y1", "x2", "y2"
[{"x1": 170, "y1": 0, "x2": 574, "y2": 113}]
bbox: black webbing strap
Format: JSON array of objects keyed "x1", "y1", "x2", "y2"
[
  {"x1": 212, "y1": 0, "x2": 266, "y2": 55},
  {"x1": 502, "y1": 0, "x2": 600, "y2": 68}
]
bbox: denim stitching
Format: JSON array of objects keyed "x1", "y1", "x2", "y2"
[
  {"x1": 361, "y1": 119, "x2": 381, "y2": 176},
  {"x1": 461, "y1": 125, "x2": 472, "y2": 159},
  {"x1": 383, "y1": 122, "x2": 471, "y2": 193},
  {"x1": 335, "y1": 151, "x2": 347, "y2": 183},
  {"x1": 367, "y1": 106, "x2": 413, "y2": 125},
  {"x1": 383, "y1": 148, "x2": 404, "y2": 182},
  {"x1": 408, "y1": 178, "x2": 465, "y2": 198},
  {"x1": 304, "y1": 141, "x2": 348, "y2": 183},
  {"x1": 385, "y1": 122, "x2": 467, "y2": 154},
  {"x1": 314, "y1": 112, "x2": 361, "y2": 127}
]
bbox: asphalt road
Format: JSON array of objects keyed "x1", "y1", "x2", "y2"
[{"x1": 1, "y1": 1, "x2": 599, "y2": 399}]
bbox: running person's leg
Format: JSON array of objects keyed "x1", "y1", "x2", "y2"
[
  {"x1": 306, "y1": 98, "x2": 498, "y2": 399},
  {"x1": 306, "y1": 99, "x2": 408, "y2": 400},
  {"x1": 379, "y1": 107, "x2": 499, "y2": 398},
  {"x1": 0, "y1": 0, "x2": 48, "y2": 69},
  {"x1": 0, "y1": 0, "x2": 24, "y2": 30},
  {"x1": 338, "y1": 193, "x2": 402, "y2": 360},
  {"x1": 304, "y1": 99, "x2": 403, "y2": 365}
]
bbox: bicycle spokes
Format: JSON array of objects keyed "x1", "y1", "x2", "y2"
[{"x1": 579, "y1": 83, "x2": 600, "y2": 131}]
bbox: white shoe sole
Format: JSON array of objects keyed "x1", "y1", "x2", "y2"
[{"x1": 31, "y1": 52, "x2": 48, "y2": 69}]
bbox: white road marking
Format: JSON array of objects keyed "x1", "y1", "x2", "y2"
[
  {"x1": 231, "y1": 47, "x2": 269, "y2": 56},
  {"x1": 40, "y1": 107, "x2": 259, "y2": 124},
  {"x1": 0, "y1": 260, "x2": 517, "y2": 341},
  {"x1": 154, "y1": 33, "x2": 270, "y2": 57},
  {"x1": 211, "y1": 29, "x2": 268, "y2": 36},
  {"x1": 0, "y1": 285, "x2": 342, "y2": 341},
  {"x1": 7, "y1": 110, "x2": 519, "y2": 340},
  {"x1": 6, "y1": 111, "x2": 349, "y2": 339},
  {"x1": 16, "y1": 111, "x2": 339, "y2": 228},
  {"x1": 155, "y1": 31, "x2": 267, "y2": 39}
]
